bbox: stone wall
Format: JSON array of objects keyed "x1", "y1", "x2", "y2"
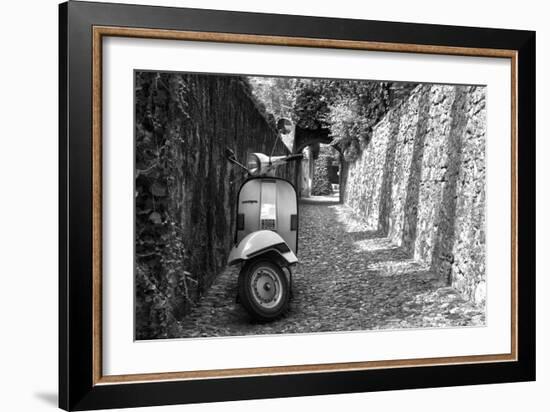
[
  {"x1": 135, "y1": 72, "x2": 295, "y2": 338},
  {"x1": 343, "y1": 84, "x2": 486, "y2": 305},
  {"x1": 173, "y1": 75, "x2": 295, "y2": 287},
  {"x1": 446, "y1": 87, "x2": 487, "y2": 303}
]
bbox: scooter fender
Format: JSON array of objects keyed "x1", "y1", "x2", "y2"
[{"x1": 228, "y1": 230, "x2": 298, "y2": 266}]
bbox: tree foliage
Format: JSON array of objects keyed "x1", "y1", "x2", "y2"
[
  {"x1": 311, "y1": 146, "x2": 337, "y2": 196},
  {"x1": 248, "y1": 75, "x2": 417, "y2": 160},
  {"x1": 290, "y1": 79, "x2": 417, "y2": 161},
  {"x1": 292, "y1": 80, "x2": 331, "y2": 130},
  {"x1": 247, "y1": 76, "x2": 298, "y2": 120},
  {"x1": 247, "y1": 76, "x2": 299, "y2": 149}
]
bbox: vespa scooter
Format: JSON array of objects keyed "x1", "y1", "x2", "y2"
[{"x1": 225, "y1": 126, "x2": 302, "y2": 321}]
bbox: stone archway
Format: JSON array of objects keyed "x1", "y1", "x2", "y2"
[
  {"x1": 293, "y1": 126, "x2": 332, "y2": 154},
  {"x1": 292, "y1": 126, "x2": 345, "y2": 202}
]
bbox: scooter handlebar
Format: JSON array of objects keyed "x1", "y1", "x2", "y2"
[{"x1": 284, "y1": 153, "x2": 303, "y2": 162}]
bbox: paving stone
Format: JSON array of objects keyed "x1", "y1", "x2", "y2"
[{"x1": 173, "y1": 200, "x2": 485, "y2": 338}]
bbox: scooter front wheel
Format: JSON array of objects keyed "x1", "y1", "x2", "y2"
[{"x1": 238, "y1": 259, "x2": 289, "y2": 322}]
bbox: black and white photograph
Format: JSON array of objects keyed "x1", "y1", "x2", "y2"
[
  {"x1": 0, "y1": 0, "x2": 542, "y2": 410},
  {"x1": 134, "y1": 71, "x2": 487, "y2": 340}
]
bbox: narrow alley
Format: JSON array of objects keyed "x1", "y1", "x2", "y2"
[{"x1": 176, "y1": 196, "x2": 484, "y2": 338}]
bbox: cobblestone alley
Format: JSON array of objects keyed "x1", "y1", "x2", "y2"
[{"x1": 175, "y1": 197, "x2": 485, "y2": 338}]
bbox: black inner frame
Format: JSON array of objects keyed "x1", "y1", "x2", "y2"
[{"x1": 59, "y1": 1, "x2": 536, "y2": 410}]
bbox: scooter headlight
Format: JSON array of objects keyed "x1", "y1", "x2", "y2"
[{"x1": 247, "y1": 153, "x2": 261, "y2": 176}]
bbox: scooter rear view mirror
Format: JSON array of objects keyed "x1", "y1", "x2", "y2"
[{"x1": 277, "y1": 118, "x2": 292, "y2": 135}]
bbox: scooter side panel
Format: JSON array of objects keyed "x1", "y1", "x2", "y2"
[
  {"x1": 276, "y1": 180, "x2": 298, "y2": 254},
  {"x1": 236, "y1": 179, "x2": 261, "y2": 244}
]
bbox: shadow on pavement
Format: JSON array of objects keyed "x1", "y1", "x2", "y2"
[
  {"x1": 173, "y1": 196, "x2": 485, "y2": 337},
  {"x1": 300, "y1": 193, "x2": 340, "y2": 206}
]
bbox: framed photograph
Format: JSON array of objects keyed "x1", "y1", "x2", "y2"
[{"x1": 59, "y1": 1, "x2": 535, "y2": 410}]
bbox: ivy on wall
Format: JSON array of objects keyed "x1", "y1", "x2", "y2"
[{"x1": 135, "y1": 72, "x2": 295, "y2": 339}]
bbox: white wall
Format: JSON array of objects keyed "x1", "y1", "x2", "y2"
[{"x1": 0, "y1": 1, "x2": 546, "y2": 411}]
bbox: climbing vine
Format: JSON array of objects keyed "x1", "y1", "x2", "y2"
[
  {"x1": 311, "y1": 153, "x2": 335, "y2": 195},
  {"x1": 134, "y1": 72, "x2": 295, "y2": 339},
  {"x1": 135, "y1": 72, "x2": 198, "y2": 339}
]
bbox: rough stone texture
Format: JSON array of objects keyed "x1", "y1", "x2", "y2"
[
  {"x1": 135, "y1": 72, "x2": 296, "y2": 339},
  {"x1": 344, "y1": 110, "x2": 395, "y2": 230},
  {"x1": 387, "y1": 90, "x2": 422, "y2": 246},
  {"x1": 173, "y1": 201, "x2": 484, "y2": 338},
  {"x1": 173, "y1": 75, "x2": 294, "y2": 291},
  {"x1": 342, "y1": 84, "x2": 486, "y2": 305},
  {"x1": 413, "y1": 86, "x2": 458, "y2": 264},
  {"x1": 447, "y1": 87, "x2": 487, "y2": 304},
  {"x1": 377, "y1": 109, "x2": 402, "y2": 235}
]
